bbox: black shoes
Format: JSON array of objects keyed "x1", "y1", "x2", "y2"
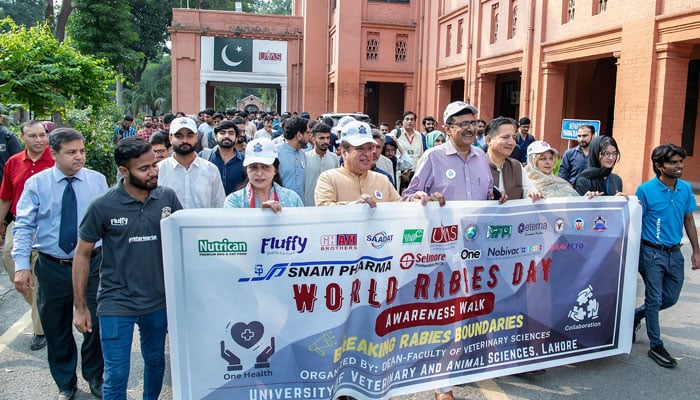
[
  {"x1": 648, "y1": 345, "x2": 677, "y2": 368},
  {"x1": 88, "y1": 377, "x2": 104, "y2": 398},
  {"x1": 30, "y1": 334, "x2": 46, "y2": 350},
  {"x1": 57, "y1": 387, "x2": 76, "y2": 400},
  {"x1": 632, "y1": 319, "x2": 641, "y2": 343}
]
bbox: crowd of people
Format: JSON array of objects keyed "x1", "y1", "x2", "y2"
[{"x1": 0, "y1": 101, "x2": 697, "y2": 400}]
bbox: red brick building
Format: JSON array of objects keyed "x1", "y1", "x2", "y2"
[{"x1": 170, "y1": 1, "x2": 700, "y2": 188}]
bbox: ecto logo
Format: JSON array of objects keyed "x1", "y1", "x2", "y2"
[{"x1": 431, "y1": 225, "x2": 459, "y2": 243}]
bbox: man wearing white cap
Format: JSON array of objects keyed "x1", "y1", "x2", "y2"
[
  {"x1": 157, "y1": 117, "x2": 226, "y2": 208},
  {"x1": 315, "y1": 121, "x2": 441, "y2": 207},
  {"x1": 403, "y1": 101, "x2": 495, "y2": 204}
]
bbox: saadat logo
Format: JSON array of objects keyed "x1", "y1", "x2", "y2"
[
  {"x1": 366, "y1": 231, "x2": 394, "y2": 249},
  {"x1": 261, "y1": 235, "x2": 307, "y2": 255},
  {"x1": 431, "y1": 225, "x2": 459, "y2": 244},
  {"x1": 402, "y1": 229, "x2": 424, "y2": 244},
  {"x1": 198, "y1": 239, "x2": 247, "y2": 256}
]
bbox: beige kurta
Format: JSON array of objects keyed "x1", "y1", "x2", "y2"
[{"x1": 314, "y1": 166, "x2": 401, "y2": 206}]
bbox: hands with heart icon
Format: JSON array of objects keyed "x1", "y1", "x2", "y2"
[
  {"x1": 255, "y1": 337, "x2": 275, "y2": 368},
  {"x1": 220, "y1": 341, "x2": 242, "y2": 371}
]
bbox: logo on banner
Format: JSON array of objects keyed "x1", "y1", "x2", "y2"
[
  {"x1": 431, "y1": 225, "x2": 459, "y2": 244},
  {"x1": 488, "y1": 244, "x2": 542, "y2": 258},
  {"x1": 460, "y1": 248, "x2": 482, "y2": 260},
  {"x1": 402, "y1": 229, "x2": 424, "y2": 244},
  {"x1": 518, "y1": 222, "x2": 548, "y2": 235},
  {"x1": 320, "y1": 234, "x2": 357, "y2": 250},
  {"x1": 568, "y1": 285, "x2": 599, "y2": 322},
  {"x1": 198, "y1": 239, "x2": 248, "y2": 256},
  {"x1": 399, "y1": 252, "x2": 446, "y2": 269},
  {"x1": 220, "y1": 321, "x2": 275, "y2": 373},
  {"x1": 261, "y1": 235, "x2": 307, "y2": 255},
  {"x1": 463, "y1": 224, "x2": 479, "y2": 241},
  {"x1": 573, "y1": 217, "x2": 585, "y2": 231},
  {"x1": 550, "y1": 242, "x2": 585, "y2": 251},
  {"x1": 238, "y1": 256, "x2": 393, "y2": 282},
  {"x1": 214, "y1": 38, "x2": 253, "y2": 72},
  {"x1": 486, "y1": 224, "x2": 512, "y2": 239},
  {"x1": 258, "y1": 50, "x2": 282, "y2": 62},
  {"x1": 307, "y1": 331, "x2": 336, "y2": 357},
  {"x1": 593, "y1": 216, "x2": 607, "y2": 232},
  {"x1": 366, "y1": 231, "x2": 394, "y2": 249},
  {"x1": 554, "y1": 218, "x2": 565, "y2": 233}
]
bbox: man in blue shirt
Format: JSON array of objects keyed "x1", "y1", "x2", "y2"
[
  {"x1": 634, "y1": 143, "x2": 699, "y2": 368},
  {"x1": 113, "y1": 115, "x2": 137, "y2": 144},
  {"x1": 199, "y1": 120, "x2": 246, "y2": 195},
  {"x1": 13, "y1": 128, "x2": 108, "y2": 400},
  {"x1": 558, "y1": 124, "x2": 593, "y2": 184},
  {"x1": 515, "y1": 117, "x2": 535, "y2": 164},
  {"x1": 277, "y1": 116, "x2": 310, "y2": 201}
]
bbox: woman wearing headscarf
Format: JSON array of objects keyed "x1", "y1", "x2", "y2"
[
  {"x1": 526, "y1": 141, "x2": 579, "y2": 197},
  {"x1": 425, "y1": 131, "x2": 446, "y2": 149},
  {"x1": 574, "y1": 135, "x2": 624, "y2": 197}
]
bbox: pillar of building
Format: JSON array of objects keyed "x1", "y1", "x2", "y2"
[
  {"x1": 538, "y1": 62, "x2": 566, "y2": 146},
  {"x1": 333, "y1": 3, "x2": 363, "y2": 112},
  {"x1": 475, "y1": 74, "x2": 496, "y2": 121},
  {"x1": 170, "y1": 30, "x2": 201, "y2": 114},
  {"x1": 301, "y1": 2, "x2": 329, "y2": 116},
  {"x1": 436, "y1": 80, "x2": 452, "y2": 123},
  {"x1": 613, "y1": 16, "x2": 658, "y2": 189}
]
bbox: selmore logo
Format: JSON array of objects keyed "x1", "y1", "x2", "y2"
[
  {"x1": 399, "y1": 252, "x2": 446, "y2": 269},
  {"x1": 110, "y1": 217, "x2": 128, "y2": 226},
  {"x1": 402, "y1": 229, "x2": 424, "y2": 244},
  {"x1": 431, "y1": 225, "x2": 459, "y2": 244},
  {"x1": 486, "y1": 224, "x2": 512, "y2": 239},
  {"x1": 366, "y1": 231, "x2": 394, "y2": 249},
  {"x1": 261, "y1": 236, "x2": 307, "y2": 254},
  {"x1": 320, "y1": 234, "x2": 358, "y2": 250},
  {"x1": 518, "y1": 222, "x2": 547, "y2": 235},
  {"x1": 199, "y1": 239, "x2": 248, "y2": 256}
]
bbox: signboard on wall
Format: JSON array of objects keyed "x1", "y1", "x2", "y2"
[
  {"x1": 561, "y1": 119, "x2": 601, "y2": 140},
  {"x1": 210, "y1": 37, "x2": 287, "y2": 74}
]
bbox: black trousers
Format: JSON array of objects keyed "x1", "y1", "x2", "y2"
[{"x1": 35, "y1": 252, "x2": 103, "y2": 391}]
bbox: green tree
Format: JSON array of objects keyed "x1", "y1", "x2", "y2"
[
  {"x1": 125, "y1": 0, "x2": 176, "y2": 83},
  {"x1": 125, "y1": 57, "x2": 172, "y2": 116},
  {"x1": 0, "y1": 0, "x2": 45, "y2": 27},
  {"x1": 0, "y1": 18, "x2": 115, "y2": 118},
  {"x1": 247, "y1": 0, "x2": 291, "y2": 15}
]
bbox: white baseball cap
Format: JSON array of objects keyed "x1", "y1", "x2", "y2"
[
  {"x1": 169, "y1": 117, "x2": 198, "y2": 135},
  {"x1": 331, "y1": 115, "x2": 356, "y2": 135},
  {"x1": 340, "y1": 121, "x2": 375, "y2": 147},
  {"x1": 443, "y1": 101, "x2": 479, "y2": 124},
  {"x1": 244, "y1": 138, "x2": 278, "y2": 167},
  {"x1": 527, "y1": 140, "x2": 559, "y2": 157}
]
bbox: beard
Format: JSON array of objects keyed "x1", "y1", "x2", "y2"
[
  {"x1": 173, "y1": 143, "x2": 195, "y2": 155},
  {"x1": 128, "y1": 174, "x2": 157, "y2": 191},
  {"x1": 218, "y1": 139, "x2": 235, "y2": 149}
]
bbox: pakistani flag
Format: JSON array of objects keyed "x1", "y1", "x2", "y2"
[{"x1": 214, "y1": 38, "x2": 253, "y2": 72}]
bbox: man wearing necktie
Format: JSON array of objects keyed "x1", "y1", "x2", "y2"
[{"x1": 13, "y1": 128, "x2": 108, "y2": 400}]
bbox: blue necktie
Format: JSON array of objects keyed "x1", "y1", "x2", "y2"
[{"x1": 59, "y1": 177, "x2": 78, "y2": 254}]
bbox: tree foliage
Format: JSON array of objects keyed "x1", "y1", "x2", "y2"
[
  {"x1": 125, "y1": 57, "x2": 172, "y2": 116},
  {"x1": 0, "y1": 0, "x2": 44, "y2": 27},
  {"x1": 0, "y1": 18, "x2": 115, "y2": 118}
]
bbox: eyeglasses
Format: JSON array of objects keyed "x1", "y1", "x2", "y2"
[
  {"x1": 153, "y1": 149, "x2": 167, "y2": 155},
  {"x1": 601, "y1": 151, "x2": 619, "y2": 159},
  {"x1": 450, "y1": 120, "x2": 479, "y2": 129}
]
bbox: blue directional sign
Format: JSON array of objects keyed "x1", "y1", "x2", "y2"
[{"x1": 561, "y1": 119, "x2": 600, "y2": 140}]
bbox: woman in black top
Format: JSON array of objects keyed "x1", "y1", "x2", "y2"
[{"x1": 574, "y1": 135, "x2": 624, "y2": 196}]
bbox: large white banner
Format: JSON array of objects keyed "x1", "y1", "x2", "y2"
[{"x1": 161, "y1": 197, "x2": 641, "y2": 400}]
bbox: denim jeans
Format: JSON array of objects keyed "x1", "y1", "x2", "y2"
[
  {"x1": 99, "y1": 308, "x2": 168, "y2": 400},
  {"x1": 634, "y1": 245, "x2": 684, "y2": 347}
]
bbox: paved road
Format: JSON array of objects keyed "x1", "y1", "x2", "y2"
[{"x1": 1, "y1": 210, "x2": 698, "y2": 399}]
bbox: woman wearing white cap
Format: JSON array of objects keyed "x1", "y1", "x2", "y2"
[
  {"x1": 224, "y1": 138, "x2": 303, "y2": 212},
  {"x1": 526, "y1": 141, "x2": 579, "y2": 197}
]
